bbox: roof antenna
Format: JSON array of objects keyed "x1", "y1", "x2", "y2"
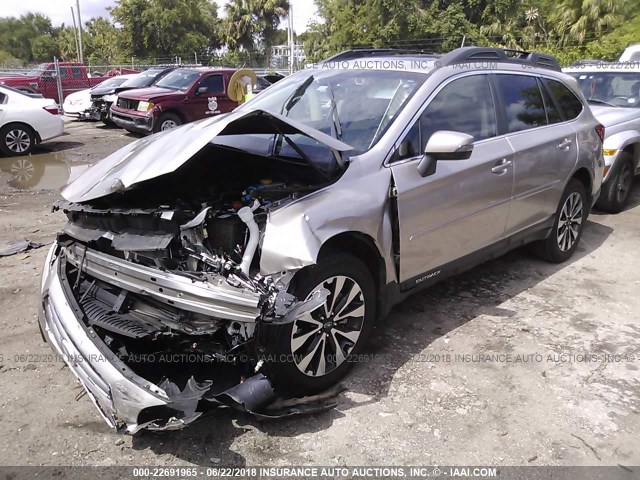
[{"x1": 461, "y1": 35, "x2": 466, "y2": 48}]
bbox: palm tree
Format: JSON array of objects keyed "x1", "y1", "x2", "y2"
[
  {"x1": 223, "y1": 0, "x2": 255, "y2": 50},
  {"x1": 223, "y1": 0, "x2": 289, "y2": 51},
  {"x1": 554, "y1": 0, "x2": 633, "y2": 45}
]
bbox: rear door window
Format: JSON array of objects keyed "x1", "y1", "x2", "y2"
[
  {"x1": 542, "y1": 78, "x2": 583, "y2": 120},
  {"x1": 496, "y1": 74, "x2": 547, "y2": 132},
  {"x1": 538, "y1": 78, "x2": 562, "y2": 124}
]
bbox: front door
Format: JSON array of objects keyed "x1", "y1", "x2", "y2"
[
  {"x1": 390, "y1": 74, "x2": 515, "y2": 286},
  {"x1": 188, "y1": 73, "x2": 233, "y2": 121}
]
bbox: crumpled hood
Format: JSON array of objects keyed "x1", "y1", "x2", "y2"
[
  {"x1": 61, "y1": 109, "x2": 353, "y2": 203},
  {"x1": 590, "y1": 105, "x2": 640, "y2": 127}
]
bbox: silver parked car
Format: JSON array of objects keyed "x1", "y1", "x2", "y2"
[
  {"x1": 564, "y1": 63, "x2": 640, "y2": 212},
  {"x1": 39, "y1": 47, "x2": 604, "y2": 433}
]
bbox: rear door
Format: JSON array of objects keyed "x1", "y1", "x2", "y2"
[
  {"x1": 496, "y1": 74, "x2": 579, "y2": 236},
  {"x1": 390, "y1": 73, "x2": 515, "y2": 286}
]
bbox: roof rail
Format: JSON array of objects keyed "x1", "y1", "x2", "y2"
[
  {"x1": 323, "y1": 48, "x2": 438, "y2": 63},
  {"x1": 437, "y1": 46, "x2": 561, "y2": 72}
]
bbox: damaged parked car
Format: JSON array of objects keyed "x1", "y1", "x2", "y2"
[
  {"x1": 39, "y1": 47, "x2": 604, "y2": 433},
  {"x1": 83, "y1": 68, "x2": 176, "y2": 124}
]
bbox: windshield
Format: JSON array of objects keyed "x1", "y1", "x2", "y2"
[
  {"x1": 27, "y1": 63, "x2": 49, "y2": 76},
  {"x1": 154, "y1": 69, "x2": 200, "y2": 91},
  {"x1": 568, "y1": 71, "x2": 640, "y2": 107},
  {"x1": 121, "y1": 69, "x2": 165, "y2": 88},
  {"x1": 238, "y1": 69, "x2": 426, "y2": 153},
  {"x1": 95, "y1": 76, "x2": 130, "y2": 89}
]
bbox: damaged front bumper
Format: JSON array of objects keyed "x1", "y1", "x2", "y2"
[
  {"x1": 39, "y1": 243, "x2": 174, "y2": 433},
  {"x1": 38, "y1": 243, "x2": 271, "y2": 433},
  {"x1": 38, "y1": 242, "x2": 332, "y2": 433}
]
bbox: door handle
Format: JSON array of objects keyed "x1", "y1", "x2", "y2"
[
  {"x1": 557, "y1": 138, "x2": 572, "y2": 149},
  {"x1": 491, "y1": 158, "x2": 512, "y2": 174}
]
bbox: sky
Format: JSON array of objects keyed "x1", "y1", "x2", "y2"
[{"x1": 0, "y1": 0, "x2": 319, "y2": 33}]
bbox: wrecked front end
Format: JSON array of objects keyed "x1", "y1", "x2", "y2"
[{"x1": 38, "y1": 110, "x2": 351, "y2": 433}]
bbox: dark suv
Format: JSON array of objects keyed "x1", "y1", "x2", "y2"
[{"x1": 110, "y1": 67, "x2": 241, "y2": 134}]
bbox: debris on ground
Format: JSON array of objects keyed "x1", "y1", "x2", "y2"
[{"x1": 0, "y1": 238, "x2": 45, "y2": 257}]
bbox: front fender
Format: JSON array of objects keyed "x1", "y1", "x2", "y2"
[
  {"x1": 259, "y1": 160, "x2": 393, "y2": 277},
  {"x1": 602, "y1": 129, "x2": 640, "y2": 167}
]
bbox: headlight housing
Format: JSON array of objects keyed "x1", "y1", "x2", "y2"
[{"x1": 137, "y1": 101, "x2": 154, "y2": 112}]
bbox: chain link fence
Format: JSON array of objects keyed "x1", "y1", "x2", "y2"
[{"x1": 0, "y1": 51, "x2": 297, "y2": 105}]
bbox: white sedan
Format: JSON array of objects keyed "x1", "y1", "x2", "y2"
[{"x1": 0, "y1": 85, "x2": 64, "y2": 156}]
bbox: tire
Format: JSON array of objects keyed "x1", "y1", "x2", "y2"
[
  {"x1": 532, "y1": 179, "x2": 588, "y2": 263},
  {"x1": 0, "y1": 124, "x2": 36, "y2": 156},
  {"x1": 595, "y1": 153, "x2": 635, "y2": 213},
  {"x1": 258, "y1": 253, "x2": 376, "y2": 395},
  {"x1": 153, "y1": 113, "x2": 181, "y2": 133}
]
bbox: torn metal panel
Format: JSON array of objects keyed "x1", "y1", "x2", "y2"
[
  {"x1": 211, "y1": 373, "x2": 276, "y2": 413},
  {"x1": 271, "y1": 288, "x2": 330, "y2": 324},
  {"x1": 156, "y1": 376, "x2": 212, "y2": 425}
]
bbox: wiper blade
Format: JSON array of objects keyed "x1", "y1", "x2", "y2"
[
  {"x1": 326, "y1": 83, "x2": 342, "y2": 140},
  {"x1": 283, "y1": 75, "x2": 314, "y2": 113}
]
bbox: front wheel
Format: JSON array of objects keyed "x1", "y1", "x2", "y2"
[
  {"x1": 153, "y1": 113, "x2": 181, "y2": 133},
  {"x1": 258, "y1": 254, "x2": 376, "y2": 395},
  {"x1": 0, "y1": 124, "x2": 36, "y2": 156},
  {"x1": 595, "y1": 153, "x2": 634, "y2": 213},
  {"x1": 532, "y1": 179, "x2": 588, "y2": 263}
]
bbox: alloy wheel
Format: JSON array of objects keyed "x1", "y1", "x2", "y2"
[
  {"x1": 160, "y1": 120, "x2": 178, "y2": 131},
  {"x1": 5, "y1": 129, "x2": 31, "y2": 153},
  {"x1": 291, "y1": 275, "x2": 365, "y2": 377},
  {"x1": 616, "y1": 163, "x2": 633, "y2": 205},
  {"x1": 556, "y1": 192, "x2": 583, "y2": 252}
]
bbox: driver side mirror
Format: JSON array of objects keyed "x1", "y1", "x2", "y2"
[
  {"x1": 196, "y1": 86, "x2": 208, "y2": 95},
  {"x1": 417, "y1": 130, "x2": 474, "y2": 177}
]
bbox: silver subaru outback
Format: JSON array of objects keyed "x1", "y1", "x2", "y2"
[{"x1": 39, "y1": 47, "x2": 604, "y2": 432}]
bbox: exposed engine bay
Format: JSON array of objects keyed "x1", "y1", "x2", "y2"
[{"x1": 51, "y1": 143, "x2": 343, "y2": 430}]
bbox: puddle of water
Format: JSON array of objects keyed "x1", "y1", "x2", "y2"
[{"x1": 0, "y1": 149, "x2": 94, "y2": 192}]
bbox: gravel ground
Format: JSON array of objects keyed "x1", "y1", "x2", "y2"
[{"x1": 0, "y1": 120, "x2": 638, "y2": 467}]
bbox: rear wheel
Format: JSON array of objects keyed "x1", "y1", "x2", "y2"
[
  {"x1": 595, "y1": 153, "x2": 634, "y2": 213},
  {"x1": 532, "y1": 179, "x2": 588, "y2": 263},
  {"x1": 259, "y1": 254, "x2": 376, "y2": 395},
  {"x1": 153, "y1": 113, "x2": 181, "y2": 133},
  {"x1": 0, "y1": 124, "x2": 36, "y2": 156}
]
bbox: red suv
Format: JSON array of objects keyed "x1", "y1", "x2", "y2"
[{"x1": 110, "y1": 67, "x2": 240, "y2": 134}]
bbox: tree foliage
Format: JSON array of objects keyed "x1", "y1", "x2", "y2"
[
  {"x1": 222, "y1": 0, "x2": 289, "y2": 51},
  {"x1": 111, "y1": 0, "x2": 220, "y2": 57},
  {"x1": 305, "y1": 0, "x2": 640, "y2": 64},
  {"x1": 1, "y1": 0, "x2": 640, "y2": 67}
]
